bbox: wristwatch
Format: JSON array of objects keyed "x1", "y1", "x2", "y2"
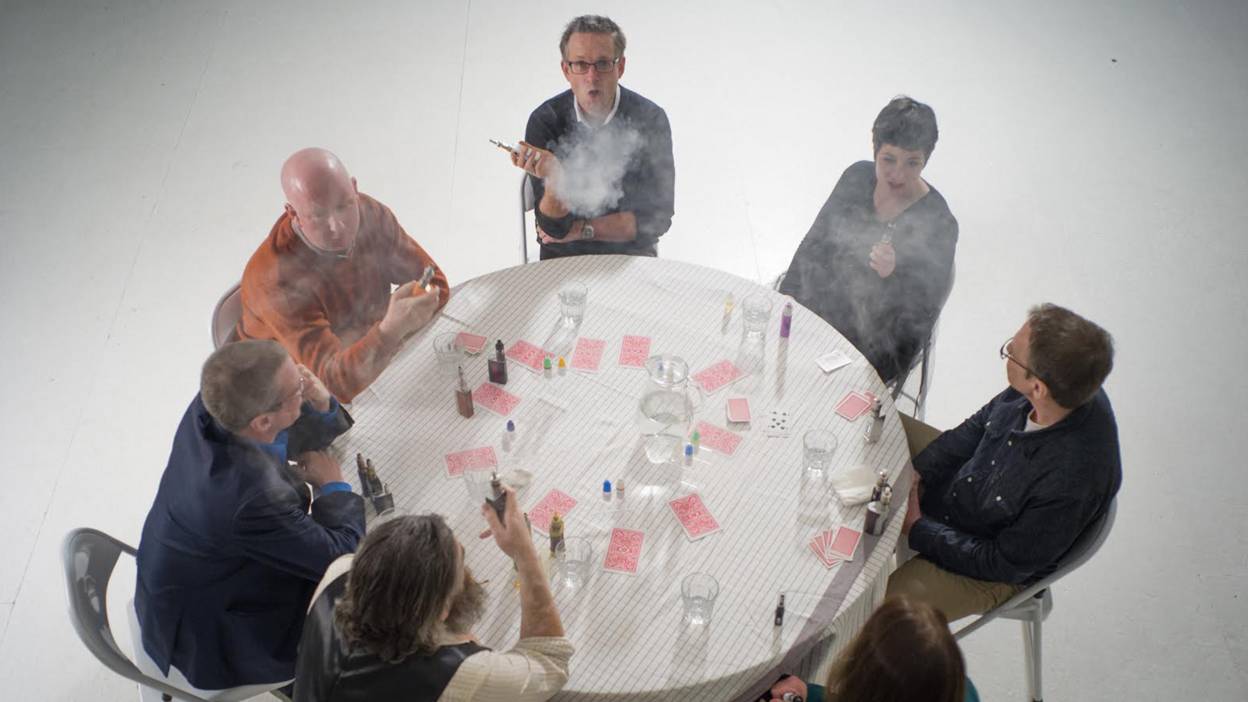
[{"x1": 580, "y1": 222, "x2": 595, "y2": 240}]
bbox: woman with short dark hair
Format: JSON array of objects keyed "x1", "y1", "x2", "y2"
[{"x1": 779, "y1": 96, "x2": 958, "y2": 384}]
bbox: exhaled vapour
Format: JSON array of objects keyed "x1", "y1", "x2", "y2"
[{"x1": 550, "y1": 123, "x2": 645, "y2": 217}]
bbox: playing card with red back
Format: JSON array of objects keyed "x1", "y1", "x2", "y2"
[
  {"x1": 472, "y1": 382, "x2": 521, "y2": 416},
  {"x1": 506, "y1": 340, "x2": 547, "y2": 372},
  {"x1": 618, "y1": 335, "x2": 651, "y2": 368},
  {"x1": 570, "y1": 337, "x2": 606, "y2": 373},
  {"x1": 602, "y1": 528, "x2": 645, "y2": 574},
  {"x1": 444, "y1": 446, "x2": 498, "y2": 478},
  {"x1": 835, "y1": 391, "x2": 871, "y2": 421},
  {"x1": 692, "y1": 359, "x2": 743, "y2": 394},
  {"x1": 527, "y1": 488, "x2": 578, "y2": 535},
  {"x1": 809, "y1": 532, "x2": 840, "y2": 569},
  {"x1": 455, "y1": 332, "x2": 487, "y2": 355},
  {"x1": 827, "y1": 526, "x2": 862, "y2": 561},
  {"x1": 668, "y1": 493, "x2": 721, "y2": 540},
  {"x1": 695, "y1": 420, "x2": 743, "y2": 456}
]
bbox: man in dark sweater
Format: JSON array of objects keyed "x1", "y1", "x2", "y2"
[
  {"x1": 887, "y1": 304, "x2": 1121, "y2": 620},
  {"x1": 510, "y1": 15, "x2": 675, "y2": 259}
]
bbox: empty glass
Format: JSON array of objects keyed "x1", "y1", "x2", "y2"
[
  {"x1": 803, "y1": 430, "x2": 839, "y2": 476},
  {"x1": 741, "y1": 293, "x2": 773, "y2": 340},
  {"x1": 432, "y1": 332, "x2": 463, "y2": 381},
  {"x1": 681, "y1": 572, "x2": 719, "y2": 625},
  {"x1": 554, "y1": 537, "x2": 592, "y2": 588},
  {"x1": 559, "y1": 281, "x2": 587, "y2": 325}
]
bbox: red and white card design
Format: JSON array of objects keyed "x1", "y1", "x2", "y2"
[
  {"x1": 602, "y1": 528, "x2": 646, "y2": 574},
  {"x1": 834, "y1": 391, "x2": 877, "y2": 421},
  {"x1": 668, "y1": 493, "x2": 721, "y2": 541},
  {"x1": 726, "y1": 397, "x2": 751, "y2": 423},
  {"x1": 472, "y1": 382, "x2": 521, "y2": 416},
  {"x1": 808, "y1": 531, "x2": 841, "y2": 569},
  {"x1": 506, "y1": 340, "x2": 548, "y2": 372},
  {"x1": 444, "y1": 446, "x2": 497, "y2": 478},
  {"x1": 695, "y1": 420, "x2": 743, "y2": 456},
  {"x1": 827, "y1": 525, "x2": 862, "y2": 561},
  {"x1": 809, "y1": 525, "x2": 863, "y2": 568},
  {"x1": 618, "y1": 335, "x2": 652, "y2": 368},
  {"x1": 692, "y1": 359, "x2": 743, "y2": 394},
  {"x1": 455, "y1": 332, "x2": 487, "y2": 355},
  {"x1": 570, "y1": 337, "x2": 606, "y2": 373},
  {"x1": 527, "y1": 488, "x2": 578, "y2": 535}
]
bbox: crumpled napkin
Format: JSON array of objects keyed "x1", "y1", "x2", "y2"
[{"x1": 830, "y1": 463, "x2": 879, "y2": 506}]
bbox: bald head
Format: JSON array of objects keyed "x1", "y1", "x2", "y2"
[{"x1": 281, "y1": 148, "x2": 361, "y2": 254}]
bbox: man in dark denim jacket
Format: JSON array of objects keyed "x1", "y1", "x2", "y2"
[{"x1": 887, "y1": 303, "x2": 1120, "y2": 620}]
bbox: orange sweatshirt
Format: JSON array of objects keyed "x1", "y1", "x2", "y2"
[{"x1": 237, "y1": 194, "x2": 449, "y2": 403}]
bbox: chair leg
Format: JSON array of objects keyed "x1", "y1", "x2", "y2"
[{"x1": 1021, "y1": 616, "x2": 1043, "y2": 701}]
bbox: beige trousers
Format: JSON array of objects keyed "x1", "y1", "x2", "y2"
[{"x1": 885, "y1": 557, "x2": 1023, "y2": 622}]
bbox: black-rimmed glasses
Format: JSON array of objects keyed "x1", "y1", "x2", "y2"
[{"x1": 564, "y1": 57, "x2": 620, "y2": 74}]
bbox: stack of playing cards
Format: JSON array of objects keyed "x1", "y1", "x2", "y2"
[
  {"x1": 834, "y1": 391, "x2": 877, "y2": 421},
  {"x1": 455, "y1": 332, "x2": 487, "y2": 355},
  {"x1": 726, "y1": 397, "x2": 750, "y2": 424},
  {"x1": 808, "y1": 526, "x2": 862, "y2": 569},
  {"x1": 603, "y1": 527, "x2": 645, "y2": 574}
]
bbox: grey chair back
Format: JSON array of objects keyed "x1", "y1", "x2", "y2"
[
  {"x1": 519, "y1": 174, "x2": 536, "y2": 264},
  {"x1": 62, "y1": 528, "x2": 211, "y2": 702},
  {"x1": 211, "y1": 282, "x2": 243, "y2": 349},
  {"x1": 955, "y1": 497, "x2": 1118, "y2": 639}
]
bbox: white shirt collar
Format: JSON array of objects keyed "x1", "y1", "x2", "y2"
[{"x1": 573, "y1": 83, "x2": 621, "y2": 127}]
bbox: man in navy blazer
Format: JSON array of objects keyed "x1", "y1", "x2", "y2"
[{"x1": 135, "y1": 340, "x2": 366, "y2": 691}]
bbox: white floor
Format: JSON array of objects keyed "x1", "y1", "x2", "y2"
[{"x1": 2, "y1": 0, "x2": 1245, "y2": 699}]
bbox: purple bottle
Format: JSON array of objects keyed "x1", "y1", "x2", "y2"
[{"x1": 780, "y1": 302, "x2": 793, "y2": 338}]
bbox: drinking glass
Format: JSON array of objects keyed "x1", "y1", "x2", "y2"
[
  {"x1": 554, "y1": 537, "x2": 592, "y2": 588},
  {"x1": 432, "y1": 332, "x2": 463, "y2": 381},
  {"x1": 559, "y1": 281, "x2": 587, "y2": 325},
  {"x1": 463, "y1": 470, "x2": 496, "y2": 506},
  {"x1": 803, "y1": 429, "x2": 838, "y2": 476},
  {"x1": 741, "y1": 293, "x2": 773, "y2": 340},
  {"x1": 681, "y1": 572, "x2": 719, "y2": 625}
]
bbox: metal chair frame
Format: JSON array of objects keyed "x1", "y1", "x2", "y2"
[
  {"x1": 953, "y1": 499, "x2": 1118, "y2": 702},
  {"x1": 519, "y1": 173, "x2": 536, "y2": 264},
  {"x1": 62, "y1": 527, "x2": 286, "y2": 702}
]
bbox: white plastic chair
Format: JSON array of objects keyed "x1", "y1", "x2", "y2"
[
  {"x1": 62, "y1": 527, "x2": 287, "y2": 702},
  {"x1": 953, "y1": 499, "x2": 1119, "y2": 702},
  {"x1": 519, "y1": 174, "x2": 536, "y2": 264},
  {"x1": 210, "y1": 282, "x2": 242, "y2": 349}
]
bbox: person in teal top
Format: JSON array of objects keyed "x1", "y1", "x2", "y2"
[{"x1": 763, "y1": 597, "x2": 979, "y2": 702}]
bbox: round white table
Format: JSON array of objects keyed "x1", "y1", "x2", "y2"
[{"x1": 334, "y1": 255, "x2": 912, "y2": 701}]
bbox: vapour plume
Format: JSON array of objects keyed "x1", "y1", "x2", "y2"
[{"x1": 550, "y1": 123, "x2": 645, "y2": 217}]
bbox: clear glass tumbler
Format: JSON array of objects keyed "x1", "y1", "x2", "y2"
[
  {"x1": 803, "y1": 429, "x2": 839, "y2": 476},
  {"x1": 681, "y1": 572, "x2": 719, "y2": 625},
  {"x1": 559, "y1": 281, "x2": 587, "y2": 326},
  {"x1": 554, "y1": 537, "x2": 592, "y2": 588}
]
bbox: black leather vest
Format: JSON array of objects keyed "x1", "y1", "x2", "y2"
[{"x1": 294, "y1": 574, "x2": 488, "y2": 701}]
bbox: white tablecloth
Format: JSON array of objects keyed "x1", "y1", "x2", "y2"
[{"x1": 334, "y1": 255, "x2": 911, "y2": 701}]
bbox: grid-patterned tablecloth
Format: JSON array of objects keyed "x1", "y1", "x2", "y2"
[{"x1": 333, "y1": 255, "x2": 910, "y2": 701}]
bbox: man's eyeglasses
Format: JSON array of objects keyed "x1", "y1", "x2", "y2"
[
  {"x1": 564, "y1": 58, "x2": 620, "y2": 74},
  {"x1": 999, "y1": 337, "x2": 1046, "y2": 383}
]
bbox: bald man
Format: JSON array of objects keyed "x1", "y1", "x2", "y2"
[{"x1": 238, "y1": 148, "x2": 449, "y2": 403}]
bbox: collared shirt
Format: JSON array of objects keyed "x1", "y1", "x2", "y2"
[
  {"x1": 572, "y1": 83, "x2": 622, "y2": 127},
  {"x1": 257, "y1": 398, "x2": 351, "y2": 496},
  {"x1": 909, "y1": 387, "x2": 1121, "y2": 585}
]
